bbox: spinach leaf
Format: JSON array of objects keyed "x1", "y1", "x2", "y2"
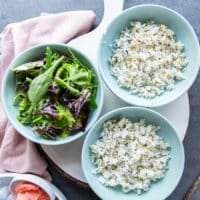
[{"x1": 28, "y1": 55, "x2": 64, "y2": 103}]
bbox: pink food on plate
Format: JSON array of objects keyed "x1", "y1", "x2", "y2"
[{"x1": 15, "y1": 182, "x2": 50, "y2": 200}]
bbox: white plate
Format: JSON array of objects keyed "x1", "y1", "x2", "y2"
[
  {"x1": 0, "y1": 173, "x2": 67, "y2": 200},
  {"x1": 41, "y1": 0, "x2": 190, "y2": 185}
]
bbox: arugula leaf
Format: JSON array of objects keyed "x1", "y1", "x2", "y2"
[
  {"x1": 45, "y1": 47, "x2": 53, "y2": 69},
  {"x1": 13, "y1": 91, "x2": 27, "y2": 105},
  {"x1": 17, "y1": 103, "x2": 35, "y2": 125},
  {"x1": 55, "y1": 102, "x2": 75, "y2": 128},
  {"x1": 89, "y1": 93, "x2": 97, "y2": 109}
]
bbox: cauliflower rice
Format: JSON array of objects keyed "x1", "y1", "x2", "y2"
[
  {"x1": 110, "y1": 20, "x2": 188, "y2": 98},
  {"x1": 90, "y1": 117, "x2": 170, "y2": 194}
]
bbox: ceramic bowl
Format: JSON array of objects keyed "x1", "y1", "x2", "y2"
[
  {"x1": 1, "y1": 43, "x2": 104, "y2": 145},
  {"x1": 98, "y1": 4, "x2": 200, "y2": 107},
  {"x1": 82, "y1": 106, "x2": 185, "y2": 200},
  {"x1": 9, "y1": 174, "x2": 55, "y2": 200}
]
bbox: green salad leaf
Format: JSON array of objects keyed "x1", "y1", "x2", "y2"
[{"x1": 28, "y1": 55, "x2": 64, "y2": 103}]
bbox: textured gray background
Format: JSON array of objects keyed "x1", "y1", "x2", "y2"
[{"x1": 0, "y1": 0, "x2": 200, "y2": 199}]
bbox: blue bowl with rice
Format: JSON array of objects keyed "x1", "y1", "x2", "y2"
[
  {"x1": 98, "y1": 4, "x2": 200, "y2": 107},
  {"x1": 82, "y1": 106, "x2": 185, "y2": 200}
]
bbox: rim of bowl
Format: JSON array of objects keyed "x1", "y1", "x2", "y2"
[
  {"x1": 82, "y1": 106, "x2": 185, "y2": 200},
  {"x1": 98, "y1": 4, "x2": 200, "y2": 108},
  {"x1": 1, "y1": 43, "x2": 104, "y2": 145},
  {"x1": 9, "y1": 174, "x2": 55, "y2": 200}
]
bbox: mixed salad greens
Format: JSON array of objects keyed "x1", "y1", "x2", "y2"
[{"x1": 13, "y1": 47, "x2": 98, "y2": 140}]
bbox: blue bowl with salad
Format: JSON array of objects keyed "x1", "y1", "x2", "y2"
[{"x1": 2, "y1": 43, "x2": 104, "y2": 145}]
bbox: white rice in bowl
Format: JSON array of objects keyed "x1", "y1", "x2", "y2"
[
  {"x1": 90, "y1": 117, "x2": 170, "y2": 194},
  {"x1": 109, "y1": 20, "x2": 188, "y2": 98}
]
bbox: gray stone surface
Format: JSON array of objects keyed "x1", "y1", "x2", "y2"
[{"x1": 0, "y1": 0, "x2": 200, "y2": 199}]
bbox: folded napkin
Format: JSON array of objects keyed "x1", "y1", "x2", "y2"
[{"x1": 0, "y1": 10, "x2": 96, "y2": 179}]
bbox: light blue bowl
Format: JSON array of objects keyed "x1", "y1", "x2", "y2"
[
  {"x1": 99, "y1": 4, "x2": 200, "y2": 107},
  {"x1": 82, "y1": 107, "x2": 185, "y2": 200},
  {"x1": 1, "y1": 43, "x2": 104, "y2": 145}
]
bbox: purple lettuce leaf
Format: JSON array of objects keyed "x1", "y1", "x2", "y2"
[
  {"x1": 33, "y1": 125, "x2": 60, "y2": 140},
  {"x1": 68, "y1": 123, "x2": 83, "y2": 133},
  {"x1": 69, "y1": 103, "x2": 90, "y2": 132},
  {"x1": 61, "y1": 89, "x2": 76, "y2": 104},
  {"x1": 36, "y1": 99, "x2": 58, "y2": 118},
  {"x1": 21, "y1": 80, "x2": 30, "y2": 92},
  {"x1": 81, "y1": 103, "x2": 91, "y2": 130},
  {"x1": 67, "y1": 89, "x2": 90, "y2": 118}
]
